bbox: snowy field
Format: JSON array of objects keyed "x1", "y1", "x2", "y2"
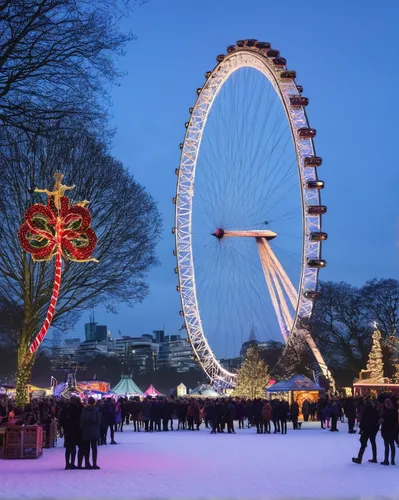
[{"x1": 1, "y1": 422, "x2": 398, "y2": 499}]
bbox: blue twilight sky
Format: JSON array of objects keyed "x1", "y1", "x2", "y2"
[{"x1": 72, "y1": 0, "x2": 399, "y2": 356}]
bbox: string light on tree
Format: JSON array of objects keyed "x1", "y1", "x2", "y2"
[
  {"x1": 233, "y1": 345, "x2": 270, "y2": 399},
  {"x1": 366, "y1": 323, "x2": 384, "y2": 383},
  {"x1": 16, "y1": 172, "x2": 98, "y2": 404}
]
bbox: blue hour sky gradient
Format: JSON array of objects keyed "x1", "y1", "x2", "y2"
[{"x1": 71, "y1": 0, "x2": 399, "y2": 354}]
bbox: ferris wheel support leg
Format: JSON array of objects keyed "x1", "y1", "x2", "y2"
[
  {"x1": 256, "y1": 238, "x2": 289, "y2": 341},
  {"x1": 267, "y1": 257, "x2": 294, "y2": 332},
  {"x1": 303, "y1": 331, "x2": 336, "y2": 393},
  {"x1": 264, "y1": 240, "x2": 298, "y2": 308}
]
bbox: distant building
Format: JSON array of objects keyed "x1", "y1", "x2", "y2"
[
  {"x1": 158, "y1": 335, "x2": 195, "y2": 372},
  {"x1": 220, "y1": 357, "x2": 242, "y2": 371},
  {"x1": 153, "y1": 330, "x2": 165, "y2": 344},
  {"x1": 84, "y1": 321, "x2": 107, "y2": 342}
]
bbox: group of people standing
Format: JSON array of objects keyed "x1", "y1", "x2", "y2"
[
  {"x1": 3, "y1": 391, "x2": 399, "y2": 470},
  {"x1": 351, "y1": 395, "x2": 398, "y2": 466}
]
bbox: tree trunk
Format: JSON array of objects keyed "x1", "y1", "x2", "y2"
[
  {"x1": 15, "y1": 257, "x2": 35, "y2": 406},
  {"x1": 15, "y1": 351, "x2": 33, "y2": 406}
]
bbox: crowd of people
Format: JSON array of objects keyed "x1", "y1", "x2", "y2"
[{"x1": 1, "y1": 393, "x2": 398, "y2": 469}]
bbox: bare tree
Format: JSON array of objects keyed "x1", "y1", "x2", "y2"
[
  {"x1": 311, "y1": 281, "x2": 370, "y2": 380},
  {"x1": 0, "y1": 127, "x2": 161, "y2": 402},
  {"x1": 360, "y1": 278, "x2": 399, "y2": 339},
  {"x1": 0, "y1": 0, "x2": 139, "y2": 133}
]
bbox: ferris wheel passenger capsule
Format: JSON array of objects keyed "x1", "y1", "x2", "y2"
[
  {"x1": 196, "y1": 88, "x2": 202, "y2": 95},
  {"x1": 298, "y1": 128, "x2": 316, "y2": 139},
  {"x1": 280, "y1": 70, "x2": 296, "y2": 80},
  {"x1": 205, "y1": 71, "x2": 212, "y2": 78},
  {"x1": 216, "y1": 55, "x2": 225, "y2": 62},
  {"x1": 307, "y1": 259, "x2": 327, "y2": 269},
  {"x1": 290, "y1": 96, "x2": 309, "y2": 107},
  {"x1": 307, "y1": 205, "x2": 327, "y2": 215},
  {"x1": 304, "y1": 156, "x2": 322, "y2": 167},
  {"x1": 267, "y1": 49, "x2": 280, "y2": 57},
  {"x1": 244, "y1": 39, "x2": 257, "y2": 47},
  {"x1": 307, "y1": 180, "x2": 324, "y2": 189},
  {"x1": 255, "y1": 41, "x2": 271, "y2": 49},
  {"x1": 303, "y1": 290, "x2": 320, "y2": 299},
  {"x1": 236, "y1": 40, "x2": 245, "y2": 47},
  {"x1": 227, "y1": 45, "x2": 236, "y2": 53},
  {"x1": 309, "y1": 231, "x2": 328, "y2": 241},
  {"x1": 273, "y1": 57, "x2": 287, "y2": 67}
]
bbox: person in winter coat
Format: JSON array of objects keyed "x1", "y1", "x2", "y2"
[
  {"x1": 380, "y1": 398, "x2": 397, "y2": 466},
  {"x1": 206, "y1": 401, "x2": 218, "y2": 434},
  {"x1": 226, "y1": 399, "x2": 236, "y2": 434},
  {"x1": 162, "y1": 399, "x2": 173, "y2": 432},
  {"x1": 187, "y1": 401, "x2": 196, "y2": 431},
  {"x1": 344, "y1": 396, "x2": 357, "y2": 434},
  {"x1": 330, "y1": 399, "x2": 340, "y2": 432},
  {"x1": 302, "y1": 400, "x2": 310, "y2": 422},
  {"x1": 323, "y1": 400, "x2": 333, "y2": 429},
  {"x1": 261, "y1": 401, "x2": 272, "y2": 433},
  {"x1": 317, "y1": 398, "x2": 327, "y2": 428},
  {"x1": 279, "y1": 400, "x2": 289, "y2": 434},
  {"x1": 252, "y1": 398, "x2": 263, "y2": 434},
  {"x1": 290, "y1": 401, "x2": 300, "y2": 430},
  {"x1": 130, "y1": 398, "x2": 142, "y2": 432},
  {"x1": 80, "y1": 397, "x2": 101, "y2": 469},
  {"x1": 151, "y1": 400, "x2": 162, "y2": 432},
  {"x1": 114, "y1": 400, "x2": 122, "y2": 432},
  {"x1": 272, "y1": 399, "x2": 281, "y2": 433},
  {"x1": 142, "y1": 399, "x2": 152, "y2": 432},
  {"x1": 352, "y1": 397, "x2": 379, "y2": 464},
  {"x1": 59, "y1": 396, "x2": 82, "y2": 469},
  {"x1": 102, "y1": 398, "x2": 117, "y2": 444},
  {"x1": 235, "y1": 400, "x2": 245, "y2": 429}
]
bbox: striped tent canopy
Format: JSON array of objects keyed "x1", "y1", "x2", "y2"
[
  {"x1": 112, "y1": 375, "x2": 143, "y2": 396},
  {"x1": 144, "y1": 384, "x2": 163, "y2": 397}
]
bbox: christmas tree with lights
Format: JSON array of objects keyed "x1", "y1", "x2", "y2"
[
  {"x1": 391, "y1": 354, "x2": 399, "y2": 384},
  {"x1": 233, "y1": 345, "x2": 269, "y2": 399},
  {"x1": 366, "y1": 325, "x2": 384, "y2": 382}
]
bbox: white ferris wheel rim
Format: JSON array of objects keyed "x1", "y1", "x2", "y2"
[{"x1": 174, "y1": 45, "x2": 324, "y2": 387}]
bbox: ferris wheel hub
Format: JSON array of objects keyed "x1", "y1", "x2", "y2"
[{"x1": 212, "y1": 229, "x2": 277, "y2": 240}]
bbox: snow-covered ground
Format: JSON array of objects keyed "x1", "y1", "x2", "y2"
[{"x1": 1, "y1": 422, "x2": 398, "y2": 499}]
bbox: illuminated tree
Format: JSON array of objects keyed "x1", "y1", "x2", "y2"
[
  {"x1": 0, "y1": 128, "x2": 161, "y2": 404},
  {"x1": 392, "y1": 362, "x2": 399, "y2": 384},
  {"x1": 366, "y1": 326, "x2": 384, "y2": 382},
  {"x1": 233, "y1": 345, "x2": 269, "y2": 399}
]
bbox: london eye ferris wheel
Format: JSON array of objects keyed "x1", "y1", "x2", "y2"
[{"x1": 173, "y1": 39, "x2": 334, "y2": 389}]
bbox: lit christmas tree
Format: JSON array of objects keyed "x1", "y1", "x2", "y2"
[
  {"x1": 392, "y1": 363, "x2": 399, "y2": 384},
  {"x1": 366, "y1": 325, "x2": 384, "y2": 382},
  {"x1": 233, "y1": 345, "x2": 269, "y2": 399}
]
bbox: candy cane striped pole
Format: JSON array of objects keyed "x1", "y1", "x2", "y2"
[{"x1": 25, "y1": 250, "x2": 63, "y2": 359}]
